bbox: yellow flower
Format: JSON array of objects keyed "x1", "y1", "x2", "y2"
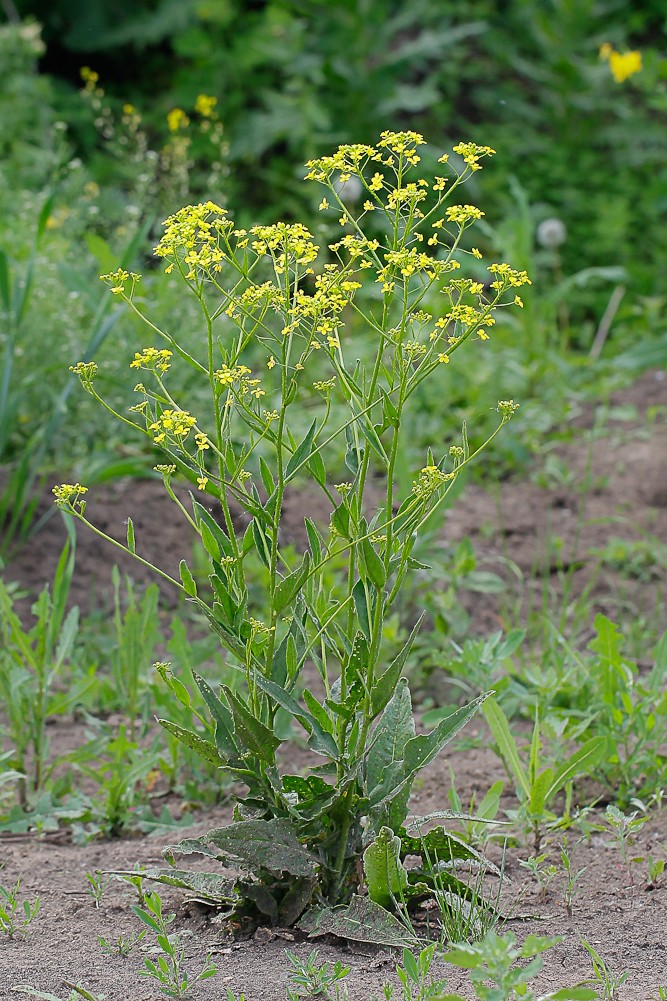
[
  {"x1": 52, "y1": 483, "x2": 88, "y2": 510},
  {"x1": 609, "y1": 49, "x2": 642, "y2": 83},
  {"x1": 195, "y1": 94, "x2": 217, "y2": 117},
  {"x1": 197, "y1": 475, "x2": 209, "y2": 490},
  {"x1": 167, "y1": 108, "x2": 189, "y2": 132},
  {"x1": 129, "y1": 347, "x2": 173, "y2": 373}
]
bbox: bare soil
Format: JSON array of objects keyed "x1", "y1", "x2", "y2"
[{"x1": 2, "y1": 370, "x2": 667, "y2": 999}]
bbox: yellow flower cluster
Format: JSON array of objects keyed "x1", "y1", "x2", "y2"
[
  {"x1": 445, "y1": 204, "x2": 485, "y2": 225},
  {"x1": 195, "y1": 94, "x2": 217, "y2": 117},
  {"x1": 214, "y1": 365, "x2": 264, "y2": 400},
  {"x1": 52, "y1": 483, "x2": 88, "y2": 510},
  {"x1": 69, "y1": 361, "x2": 98, "y2": 393},
  {"x1": 487, "y1": 263, "x2": 532, "y2": 289},
  {"x1": 305, "y1": 143, "x2": 382, "y2": 183},
  {"x1": 149, "y1": 409, "x2": 197, "y2": 445},
  {"x1": 452, "y1": 142, "x2": 496, "y2": 170},
  {"x1": 497, "y1": 400, "x2": 520, "y2": 419},
  {"x1": 214, "y1": 364, "x2": 251, "y2": 387},
  {"x1": 100, "y1": 269, "x2": 142, "y2": 295},
  {"x1": 154, "y1": 202, "x2": 232, "y2": 279},
  {"x1": 412, "y1": 465, "x2": 453, "y2": 500},
  {"x1": 167, "y1": 108, "x2": 190, "y2": 132},
  {"x1": 599, "y1": 43, "x2": 642, "y2": 83},
  {"x1": 250, "y1": 223, "x2": 319, "y2": 275},
  {"x1": 129, "y1": 347, "x2": 173, "y2": 373}
]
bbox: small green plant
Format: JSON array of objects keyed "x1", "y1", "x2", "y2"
[
  {"x1": 518, "y1": 854, "x2": 558, "y2": 899},
  {"x1": 646, "y1": 855, "x2": 665, "y2": 890},
  {"x1": 286, "y1": 950, "x2": 350, "y2": 1000},
  {"x1": 482, "y1": 698, "x2": 605, "y2": 851},
  {"x1": 601, "y1": 803, "x2": 647, "y2": 888},
  {"x1": 0, "y1": 533, "x2": 93, "y2": 809},
  {"x1": 580, "y1": 939, "x2": 628, "y2": 999},
  {"x1": 133, "y1": 888, "x2": 217, "y2": 998},
  {"x1": 97, "y1": 928, "x2": 146, "y2": 957},
  {"x1": 558, "y1": 837, "x2": 586, "y2": 917},
  {"x1": 84, "y1": 870, "x2": 111, "y2": 908},
  {"x1": 447, "y1": 777, "x2": 505, "y2": 849},
  {"x1": 442, "y1": 930, "x2": 597, "y2": 1000},
  {"x1": 379, "y1": 943, "x2": 449, "y2": 1000},
  {"x1": 0, "y1": 878, "x2": 40, "y2": 939},
  {"x1": 57, "y1": 132, "x2": 528, "y2": 934}
]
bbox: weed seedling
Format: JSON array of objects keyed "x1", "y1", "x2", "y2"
[
  {"x1": 0, "y1": 879, "x2": 40, "y2": 938},
  {"x1": 98, "y1": 928, "x2": 146, "y2": 957},
  {"x1": 285, "y1": 950, "x2": 350, "y2": 1000},
  {"x1": 602, "y1": 803, "x2": 647, "y2": 888},
  {"x1": 518, "y1": 854, "x2": 558, "y2": 898},
  {"x1": 133, "y1": 888, "x2": 217, "y2": 998},
  {"x1": 380, "y1": 943, "x2": 449, "y2": 1000},
  {"x1": 559, "y1": 837, "x2": 586, "y2": 917},
  {"x1": 442, "y1": 929, "x2": 596, "y2": 1000},
  {"x1": 84, "y1": 871, "x2": 111, "y2": 909},
  {"x1": 580, "y1": 939, "x2": 628, "y2": 998},
  {"x1": 646, "y1": 856, "x2": 665, "y2": 890}
]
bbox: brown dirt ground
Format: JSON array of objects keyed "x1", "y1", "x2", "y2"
[{"x1": 2, "y1": 370, "x2": 667, "y2": 999}]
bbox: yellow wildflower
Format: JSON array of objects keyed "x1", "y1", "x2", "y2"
[
  {"x1": 195, "y1": 94, "x2": 217, "y2": 117},
  {"x1": 167, "y1": 108, "x2": 189, "y2": 132}
]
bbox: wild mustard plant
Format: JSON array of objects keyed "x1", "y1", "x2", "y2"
[{"x1": 58, "y1": 132, "x2": 529, "y2": 933}]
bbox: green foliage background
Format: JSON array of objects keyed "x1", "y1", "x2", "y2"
[{"x1": 12, "y1": 0, "x2": 667, "y2": 297}]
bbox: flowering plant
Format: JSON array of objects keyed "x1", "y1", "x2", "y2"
[{"x1": 57, "y1": 132, "x2": 528, "y2": 938}]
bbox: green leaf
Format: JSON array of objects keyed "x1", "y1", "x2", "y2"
[
  {"x1": 308, "y1": 449, "x2": 327, "y2": 486},
  {"x1": 0, "y1": 249, "x2": 10, "y2": 313},
  {"x1": 300, "y1": 894, "x2": 414, "y2": 947},
  {"x1": 222, "y1": 686, "x2": 281, "y2": 763},
  {"x1": 192, "y1": 672, "x2": 238, "y2": 758},
  {"x1": 363, "y1": 827, "x2": 409, "y2": 909},
  {"x1": 331, "y1": 501, "x2": 351, "y2": 540},
  {"x1": 540, "y1": 990, "x2": 598, "y2": 1000},
  {"x1": 482, "y1": 697, "x2": 530, "y2": 800},
  {"x1": 371, "y1": 615, "x2": 423, "y2": 716},
  {"x1": 193, "y1": 501, "x2": 234, "y2": 558},
  {"x1": 206, "y1": 819, "x2": 320, "y2": 877},
  {"x1": 226, "y1": 671, "x2": 338, "y2": 758},
  {"x1": 157, "y1": 719, "x2": 224, "y2": 766},
  {"x1": 179, "y1": 559, "x2": 197, "y2": 597},
  {"x1": 352, "y1": 578, "x2": 371, "y2": 640},
  {"x1": 274, "y1": 552, "x2": 311, "y2": 615},
  {"x1": 402, "y1": 694, "x2": 488, "y2": 787},
  {"x1": 366, "y1": 679, "x2": 415, "y2": 832},
  {"x1": 359, "y1": 528, "x2": 386, "y2": 590},
  {"x1": 286, "y1": 418, "x2": 317, "y2": 481},
  {"x1": 252, "y1": 517, "x2": 272, "y2": 568},
  {"x1": 529, "y1": 768, "x2": 554, "y2": 818},
  {"x1": 304, "y1": 517, "x2": 323, "y2": 564},
  {"x1": 357, "y1": 413, "x2": 388, "y2": 467},
  {"x1": 547, "y1": 737, "x2": 607, "y2": 803},
  {"x1": 259, "y1": 455, "x2": 275, "y2": 495},
  {"x1": 200, "y1": 521, "x2": 221, "y2": 562},
  {"x1": 126, "y1": 516, "x2": 136, "y2": 554},
  {"x1": 119, "y1": 868, "x2": 237, "y2": 905}
]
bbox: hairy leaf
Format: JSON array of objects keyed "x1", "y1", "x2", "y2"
[{"x1": 364, "y1": 827, "x2": 409, "y2": 909}]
